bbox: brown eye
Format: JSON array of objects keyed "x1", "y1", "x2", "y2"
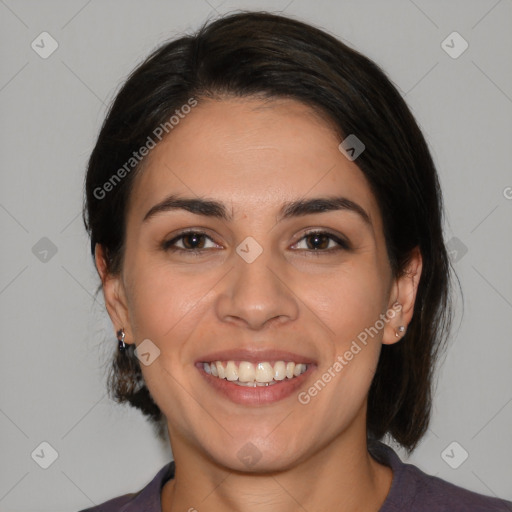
[
  {"x1": 162, "y1": 231, "x2": 218, "y2": 253},
  {"x1": 305, "y1": 233, "x2": 330, "y2": 250},
  {"x1": 181, "y1": 233, "x2": 207, "y2": 249},
  {"x1": 292, "y1": 231, "x2": 349, "y2": 252}
]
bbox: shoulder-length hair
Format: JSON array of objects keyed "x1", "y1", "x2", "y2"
[{"x1": 83, "y1": 11, "x2": 452, "y2": 453}]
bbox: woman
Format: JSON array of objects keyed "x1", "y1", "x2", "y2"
[{"x1": 80, "y1": 11, "x2": 512, "y2": 512}]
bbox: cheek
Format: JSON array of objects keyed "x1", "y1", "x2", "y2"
[
  {"x1": 124, "y1": 255, "x2": 212, "y2": 345},
  {"x1": 305, "y1": 258, "x2": 387, "y2": 402},
  {"x1": 317, "y1": 260, "x2": 388, "y2": 342}
]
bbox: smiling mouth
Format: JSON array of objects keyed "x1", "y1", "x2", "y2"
[{"x1": 201, "y1": 360, "x2": 309, "y2": 387}]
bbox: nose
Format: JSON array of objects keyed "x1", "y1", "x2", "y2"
[{"x1": 214, "y1": 246, "x2": 299, "y2": 330}]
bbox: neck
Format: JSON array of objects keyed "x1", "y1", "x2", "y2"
[{"x1": 161, "y1": 418, "x2": 392, "y2": 512}]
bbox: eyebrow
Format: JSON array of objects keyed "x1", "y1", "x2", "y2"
[
  {"x1": 143, "y1": 195, "x2": 230, "y2": 222},
  {"x1": 279, "y1": 196, "x2": 371, "y2": 225},
  {"x1": 142, "y1": 194, "x2": 371, "y2": 226}
]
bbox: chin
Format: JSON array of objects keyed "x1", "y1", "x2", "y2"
[{"x1": 201, "y1": 434, "x2": 310, "y2": 474}]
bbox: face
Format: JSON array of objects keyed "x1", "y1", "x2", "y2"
[{"x1": 99, "y1": 97, "x2": 416, "y2": 472}]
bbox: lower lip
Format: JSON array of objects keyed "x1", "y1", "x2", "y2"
[{"x1": 196, "y1": 364, "x2": 315, "y2": 405}]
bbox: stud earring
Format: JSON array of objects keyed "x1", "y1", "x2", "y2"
[
  {"x1": 395, "y1": 325, "x2": 405, "y2": 338},
  {"x1": 117, "y1": 329, "x2": 126, "y2": 352}
]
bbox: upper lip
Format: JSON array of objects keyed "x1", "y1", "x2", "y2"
[{"x1": 196, "y1": 348, "x2": 316, "y2": 365}]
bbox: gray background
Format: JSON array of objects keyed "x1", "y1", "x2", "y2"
[{"x1": 1, "y1": 0, "x2": 511, "y2": 510}]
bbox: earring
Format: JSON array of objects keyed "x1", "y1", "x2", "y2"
[
  {"x1": 395, "y1": 325, "x2": 405, "y2": 338},
  {"x1": 117, "y1": 329, "x2": 127, "y2": 352}
]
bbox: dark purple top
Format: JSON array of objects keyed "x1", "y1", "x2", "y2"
[{"x1": 78, "y1": 440, "x2": 512, "y2": 511}]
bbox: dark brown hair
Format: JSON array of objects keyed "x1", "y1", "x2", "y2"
[{"x1": 83, "y1": 11, "x2": 452, "y2": 453}]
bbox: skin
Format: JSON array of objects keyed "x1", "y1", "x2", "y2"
[{"x1": 96, "y1": 97, "x2": 422, "y2": 512}]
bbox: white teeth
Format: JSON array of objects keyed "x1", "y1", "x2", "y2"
[
  {"x1": 294, "y1": 363, "x2": 306, "y2": 377},
  {"x1": 202, "y1": 360, "x2": 308, "y2": 385},
  {"x1": 255, "y1": 362, "x2": 274, "y2": 382},
  {"x1": 273, "y1": 361, "x2": 286, "y2": 381},
  {"x1": 225, "y1": 361, "x2": 238, "y2": 381},
  {"x1": 216, "y1": 361, "x2": 225, "y2": 379},
  {"x1": 238, "y1": 361, "x2": 255, "y2": 382},
  {"x1": 236, "y1": 380, "x2": 277, "y2": 387}
]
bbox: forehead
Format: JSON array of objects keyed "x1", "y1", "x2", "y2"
[{"x1": 127, "y1": 97, "x2": 381, "y2": 226}]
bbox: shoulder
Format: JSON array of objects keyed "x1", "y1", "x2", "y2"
[
  {"x1": 403, "y1": 463, "x2": 512, "y2": 511},
  {"x1": 76, "y1": 461, "x2": 174, "y2": 512},
  {"x1": 77, "y1": 492, "x2": 136, "y2": 512},
  {"x1": 368, "y1": 440, "x2": 512, "y2": 512}
]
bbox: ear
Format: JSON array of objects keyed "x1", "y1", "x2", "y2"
[
  {"x1": 95, "y1": 244, "x2": 134, "y2": 345},
  {"x1": 382, "y1": 246, "x2": 423, "y2": 345}
]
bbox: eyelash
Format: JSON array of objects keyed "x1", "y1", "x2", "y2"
[{"x1": 161, "y1": 229, "x2": 350, "y2": 256}]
